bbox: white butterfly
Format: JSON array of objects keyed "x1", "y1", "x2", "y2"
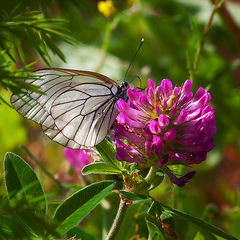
[{"x1": 11, "y1": 68, "x2": 129, "y2": 149}]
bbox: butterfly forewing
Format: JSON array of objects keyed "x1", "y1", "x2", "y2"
[{"x1": 11, "y1": 68, "x2": 122, "y2": 149}]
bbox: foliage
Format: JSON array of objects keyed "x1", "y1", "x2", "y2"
[
  {"x1": 1, "y1": 149, "x2": 238, "y2": 239},
  {"x1": 0, "y1": 1, "x2": 73, "y2": 100},
  {"x1": 0, "y1": 0, "x2": 240, "y2": 239}
]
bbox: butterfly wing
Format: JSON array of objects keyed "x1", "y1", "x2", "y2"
[{"x1": 11, "y1": 68, "x2": 119, "y2": 149}]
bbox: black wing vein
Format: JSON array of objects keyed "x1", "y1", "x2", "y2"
[{"x1": 11, "y1": 69, "x2": 120, "y2": 149}]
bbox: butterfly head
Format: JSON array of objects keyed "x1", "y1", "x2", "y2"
[
  {"x1": 120, "y1": 81, "x2": 129, "y2": 89},
  {"x1": 117, "y1": 82, "x2": 129, "y2": 102}
]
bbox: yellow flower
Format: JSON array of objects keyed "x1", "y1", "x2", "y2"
[{"x1": 98, "y1": 1, "x2": 115, "y2": 17}]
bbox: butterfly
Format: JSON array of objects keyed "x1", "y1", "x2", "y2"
[{"x1": 11, "y1": 68, "x2": 129, "y2": 149}]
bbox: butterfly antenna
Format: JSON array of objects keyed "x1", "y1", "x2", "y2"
[
  {"x1": 124, "y1": 38, "x2": 144, "y2": 82},
  {"x1": 129, "y1": 75, "x2": 143, "y2": 89},
  {"x1": 137, "y1": 75, "x2": 143, "y2": 89}
]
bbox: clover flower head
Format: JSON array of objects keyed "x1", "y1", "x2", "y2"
[
  {"x1": 64, "y1": 148, "x2": 94, "y2": 174},
  {"x1": 113, "y1": 79, "x2": 216, "y2": 186}
]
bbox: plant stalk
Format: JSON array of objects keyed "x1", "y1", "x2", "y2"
[
  {"x1": 105, "y1": 199, "x2": 128, "y2": 240},
  {"x1": 191, "y1": 0, "x2": 221, "y2": 82},
  {"x1": 95, "y1": 15, "x2": 120, "y2": 72},
  {"x1": 20, "y1": 145, "x2": 64, "y2": 190}
]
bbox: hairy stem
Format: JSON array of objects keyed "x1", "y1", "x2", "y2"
[
  {"x1": 95, "y1": 16, "x2": 120, "y2": 72},
  {"x1": 105, "y1": 199, "x2": 128, "y2": 240},
  {"x1": 20, "y1": 145, "x2": 64, "y2": 190},
  {"x1": 191, "y1": 0, "x2": 221, "y2": 82}
]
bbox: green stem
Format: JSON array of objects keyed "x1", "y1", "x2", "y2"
[
  {"x1": 20, "y1": 145, "x2": 64, "y2": 190},
  {"x1": 105, "y1": 199, "x2": 128, "y2": 240},
  {"x1": 145, "y1": 166, "x2": 157, "y2": 184},
  {"x1": 95, "y1": 15, "x2": 120, "y2": 72},
  {"x1": 191, "y1": 0, "x2": 221, "y2": 82},
  {"x1": 173, "y1": 186, "x2": 178, "y2": 208}
]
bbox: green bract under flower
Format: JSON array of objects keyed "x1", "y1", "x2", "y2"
[{"x1": 113, "y1": 79, "x2": 216, "y2": 186}]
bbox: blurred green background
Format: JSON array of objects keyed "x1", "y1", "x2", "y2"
[{"x1": 0, "y1": 0, "x2": 240, "y2": 239}]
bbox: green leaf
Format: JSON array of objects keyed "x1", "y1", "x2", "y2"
[
  {"x1": 194, "y1": 231, "x2": 217, "y2": 240},
  {"x1": 15, "y1": 38, "x2": 26, "y2": 64},
  {"x1": 216, "y1": 0, "x2": 225, "y2": 9},
  {"x1": 174, "y1": 214, "x2": 197, "y2": 240},
  {"x1": 146, "y1": 219, "x2": 165, "y2": 240},
  {"x1": 95, "y1": 139, "x2": 123, "y2": 171},
  {"x1": 200, "y1": 230, "x2": 218, "y2": 240},
  {"x1": 4, "y1": 152, "x2": 46, "y2": 214},
  {"x1": 42, "y1": 33, "x2": 66, "y2": 62},
  {"x1": 82, "y1": 162, "x2": 122, "y2": 175},
  {"x1": 120, "y1": 190, "x2": 151, "y2": 202},
  {"x1": 53, "y1": 180, "x2": 115, "y2": 235},
  {"x1": 145, "y1": 214, "x2": 177, "y2": 240},
  {"x1": 116, "y1": 204, "x2": 142, "y2": 240},
  {"x1": 194, "y1": 232, "x2": 205, "y2": 240},
  {"x1": 160, "y1": 211, "x2": 178, "y2": 239},
  {"x1": 66, "y1": 226, "x2": 97, "y2": 240},
  {"x1": 160, "y1": 211, "x2": 173, "y2": 221},
  {"x1": 159, "y1": 202, "x2": 238, "y2": 240},
  {"x1": 148, "y1": 201, "x2": 164, "y2": 216}
]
